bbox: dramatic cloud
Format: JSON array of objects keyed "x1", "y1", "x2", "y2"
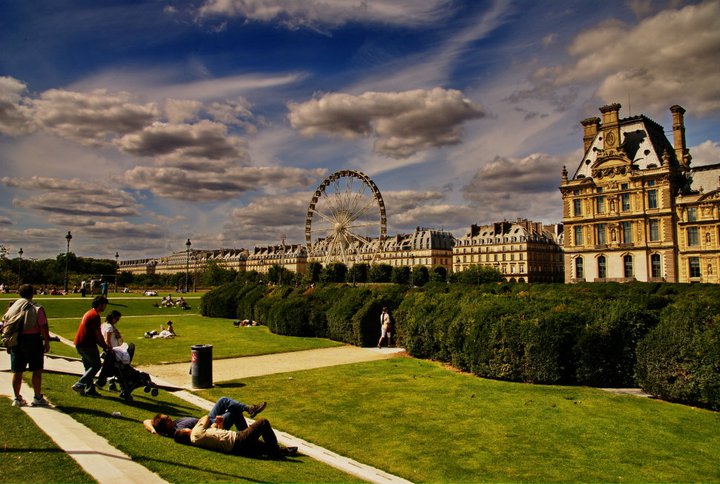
[
  {"x1": 288, "y1": 88, "x2": 485, "y2": 158},
  {"x1": 227, "y1": 194, "x2": 311, "y2": 245},
  {"x1": 461, "y1": 153, "x2": 572, "y2": 223},
  {"x1": 32, "y1": 89, "x2": 158, "y2": 145},
  {"x1": 383, "y1": 190, "x2": 446, "y2": 214},
  {"x1": 0, "y1": 76, "x2": 35, "y2": 136},
  {"x1": 197, "y1": 0, "x2": 451, "y2": 31},
  {"x1": 115, "y1": 120, "x2": 248, "y2": 161},
  {"x1": 536, "y1": 1, "x2": 720, "y2": 115},
  {"x1": 121, "y1": 166, "x2": 325, "y2": 202},
  {"x1": 2, "y1": 176, "x2": 142, "y2": 219}
]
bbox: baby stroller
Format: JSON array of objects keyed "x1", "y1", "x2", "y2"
[{"x1": 98, "y1": 348, "x2": 160, "y2": 402}]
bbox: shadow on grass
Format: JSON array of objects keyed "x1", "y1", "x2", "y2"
[
  {"x1": 136, "y1": 450, "x2": 302, "y2": 482},
  {"x1": 214, "y1": 381, "x2": 247, "y2": 389}
]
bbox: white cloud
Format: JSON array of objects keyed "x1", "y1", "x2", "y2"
[
  {"x1": 2, "y1": 176, "x2": 142, "y2": 219},
  {"x1": 690, "y1": 140, "x2": 720, "y2": 167},
  {"x1": 32, "y1": 88, "x2": 159, "y2": 146},
  {"x1": 165, "y1": 99, "x2": 202, "y2": 123},
  {"x1": 460, "y1": 152, "x2": 572, "y2": 224},
  {"x1": 121, "y1": 165, "x2": 325, "y2": 202},
  {"x1": 197, "y1": 0, "x2": 451, "y2": 31},
  {"x1": 543, "y1": 1, "x2": 720, "y2": 115},
  {"x1": 0, "y1": 76, "x2": 35, "y2": 136},
  {"x1": 115, "y1": 120, "x2": 248, "y2": 160},
  {"x1": 288, "y1": 88, "x2": 485, "y2": 158}
]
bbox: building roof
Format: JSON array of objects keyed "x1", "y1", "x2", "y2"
[{"x1": 573, "y1": 115, "x2": 675, "y2": 180}]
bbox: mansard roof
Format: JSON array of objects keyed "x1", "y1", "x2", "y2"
[{"x1": 573, "y1": 114, "x2": 675, "y2": 180}]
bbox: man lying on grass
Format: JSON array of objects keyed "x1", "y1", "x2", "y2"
[{"x1": 144, "y1": 396, "x2": 296, "y2": 458}]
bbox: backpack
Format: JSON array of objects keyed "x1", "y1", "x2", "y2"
[{"x1": 1, "y1": 300, "x2": 32, "y2": 348}]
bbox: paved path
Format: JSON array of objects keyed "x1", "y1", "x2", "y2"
[
  {"x1": 139, "y1": 345, "x2": 405, "y2": 389},
  {"x1": 2, "y1": 345, "x2": 411, "y2": 484}
]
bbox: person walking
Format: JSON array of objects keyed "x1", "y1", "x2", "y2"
[
  {"x1": 72, "y1": 296, "x2": 109, "y2": 396},
  {"x1": 3, "y1": 284, "x2": 51, "y2": 407},
  {"x1": 377, "y1": 307, "x2": 392, "y2": 349}
]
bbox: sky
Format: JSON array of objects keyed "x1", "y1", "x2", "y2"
[{"x1": 1, "y1": 0, "x2": 719, "y2": 261}]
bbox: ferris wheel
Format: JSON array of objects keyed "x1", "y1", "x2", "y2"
[{"x1": 305, "y1": 170, "x2": 387, "y2": 265}]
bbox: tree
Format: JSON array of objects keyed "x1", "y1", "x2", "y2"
[
  {"x1": 391, "y1": 266, "x2": 410, "y2": 285},
  {"x1": 413, "y1": 265, "x2": 430, "y2": 286},
  {"x1": 320, "y1": 262, "x2": 347, "y2": 283},
  {"x1": 347, "y1": 263, "x2": 369, "y2": 284},
  {"x1": 429, "y1": 265, "x2": 448, "y2": 283},
  {"x1": 303, "y1": 262, "x2": 323, "y2": 284},
  {"x1": 369, "y1": 263, "x2": 392, "y2": 283}
]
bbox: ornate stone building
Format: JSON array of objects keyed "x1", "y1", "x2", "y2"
[
  {"x1": 376, "y1": 227, "x2": 454, "y2": 270},
  {"x1": 560, "y1": 103, "x2": 720, "y2": 283},
  {"x1": 453, "y1": 219, "x2": 564, "y2": 282}
]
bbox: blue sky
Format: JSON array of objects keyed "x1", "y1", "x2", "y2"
[{"x1": 1, "y1": 0, "x2": 719, "y2": 261}]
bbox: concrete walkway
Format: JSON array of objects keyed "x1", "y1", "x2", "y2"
[{"x1": 1, "y1": 345, "x2": 411, "y2": 484}]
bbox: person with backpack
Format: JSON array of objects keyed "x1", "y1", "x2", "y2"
[{"x1": 2, "y1": 284, "x2": 51, "y2": 407}]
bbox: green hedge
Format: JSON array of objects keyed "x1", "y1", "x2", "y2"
[
  {"x1": 202, "y1": 281, "x2": 720, "y2": 408},
  {"x1": 636, "y1": 290, "x2": 720, "y2": 410}
]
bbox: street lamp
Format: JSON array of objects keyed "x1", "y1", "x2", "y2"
[
  {"x1": 185, "y1": 238, "x2": 191, "y2": 293},
  {"x1": 410, "y1": 254, "x2": 415, "y2": 287},
  {"x1": 114, "y1": 252, "x2": 119, "y2": 293},
  {"x1": 18, "y1": 248, "x2": 23, "y2": 285},
  {"x1": 64, "y1": 231, "x2": 72, "y2": 294}
]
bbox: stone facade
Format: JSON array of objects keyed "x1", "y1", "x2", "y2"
[
  {"x1": 453, "y1": 219, "x2": 564, "y2": 282},
  {"x1": 560, "y1": 103, "x2": 720, "y2": 283}
]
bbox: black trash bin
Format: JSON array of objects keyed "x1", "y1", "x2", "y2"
[{"x1": 190, "y1": 344, "x2": 213, "y2": 389}]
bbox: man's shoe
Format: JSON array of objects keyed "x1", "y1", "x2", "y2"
[
  {"x1": 84, "y1": 387, "x2": 102, "y2": 397},
  {"x1": 12, "y1": 396, "x2": 27, "y2": 407},
  {"x1": 247, "y1": 401, "x2": 267, "y2": 418},
  {"x1": 31, "y1": 395, "x2": 50, "y2": 407},
  {"x1": 71, "y1": 383, "x2": 86, "y2": 396},
  {"x1": 280, "y1": 446, "x2": 298, "y2": 457}
]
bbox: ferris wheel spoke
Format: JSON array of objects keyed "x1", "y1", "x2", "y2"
[
  {"x1": 346, "y1": 197, "x2": 377, "y2": 224},
  {"x1": 310, "y1": 207, "x2": 339, "y2": 225}
]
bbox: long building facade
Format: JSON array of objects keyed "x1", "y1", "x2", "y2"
[
  {"x1": 560, "y1": 103, "x2": 720, "y2": 283},
  {"x1": 453, "y1": 219, "x2": 564, "y2": 282}
]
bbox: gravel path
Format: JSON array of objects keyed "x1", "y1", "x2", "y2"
[{"x1": 138, "y1": 346, "x2": 405, "y2": 389}]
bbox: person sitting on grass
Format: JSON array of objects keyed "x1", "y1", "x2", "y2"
[{"x1": 144, "y1": 396, "x2": 267, "y2": 438}]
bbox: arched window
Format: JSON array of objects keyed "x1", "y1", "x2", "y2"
[
  {"x1": 624, "y1": 255, "x2": 633, "y2": 278},
  {"x1": 597, "y1": 256, "x2": 606, "y2": 279},
  {"x1": 575, "y1": 257, "x2": 584, "y2": 279},
  {"x1": 651, "y1": 254, "x2": 661, "y2": 278}
]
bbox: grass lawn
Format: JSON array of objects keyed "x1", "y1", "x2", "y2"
[
  {"x1": 197, "y1": 357, "x2": 720, "y2": 483},
  {"x1": 0, "y1": 404, "x2": 95, "y2": 483},
  {"x1": 37, "y1": 372, "x2": 361, "y2": 484},
  {"x1": 10, "y1": 295, "x2": 341, "y2": 365}
]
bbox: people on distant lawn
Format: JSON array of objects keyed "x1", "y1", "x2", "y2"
[
  {"x1": 72, "y1": 296, "x2": 109, "y2": 397},
  {"x1": 377, "y1": 307, "x2": 392, "y2": 349},
  {"x1": 144, "y1": 321, "x2": 175, "y2": 339},
  {"x1": 4, "y1": 284, "x2": 51, "y2": 407}
]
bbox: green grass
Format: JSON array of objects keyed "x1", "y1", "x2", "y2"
[
  {"x1": 38, "y1": 372, "x2": 361, "y2": 484},
  {"x1": 0, "y1": 404, "x2": 95, "y2": 483},
  {"x1": 198, "y1": 358, "x2": 720, "y2": 483},
  {"x1": 8, "y1": 295, "x2": 341, "y2": 365}
]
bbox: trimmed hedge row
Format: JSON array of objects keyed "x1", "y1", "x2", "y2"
[{"x1": 201, "y1": 281, "x2": 720, "y2": 409}]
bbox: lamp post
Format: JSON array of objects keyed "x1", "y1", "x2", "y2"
[
  {"x1": 114, "y1": 252, "x2": 119, "y2": 293},
  {"x1": 185, "y1": 238, "x2": 191, "y2": 293},
  {"x1": 64, "y1": 231, "x2": 72, "y2": 294},
  {"x1": 17, "y1": 248, "x2": 23, "y2": 285},
  {"x1": 410, "y1": 253, "x2": 415, "y2": 287}
]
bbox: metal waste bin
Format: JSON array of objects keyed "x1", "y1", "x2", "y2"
[{"x1": 190, "y1": 344, "x2": 213, "y2": 388}]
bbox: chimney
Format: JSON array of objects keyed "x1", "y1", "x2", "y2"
[
  {"x1": 599, "y1": 103, "x2": 622, "y2": 150},
  {"x1": 581, "y1": 117, "x2": 601, "y2": 153},
  {"x1": 670, "y1": 105, "x2": 691, "y2": 167}
]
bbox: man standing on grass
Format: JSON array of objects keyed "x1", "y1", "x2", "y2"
[
  {"x1": 72, "y1": 296, "x2": 109, "y2": 397},
  {"x1": 4, "y1": 284, "x2": 51, "y2": 407}
]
